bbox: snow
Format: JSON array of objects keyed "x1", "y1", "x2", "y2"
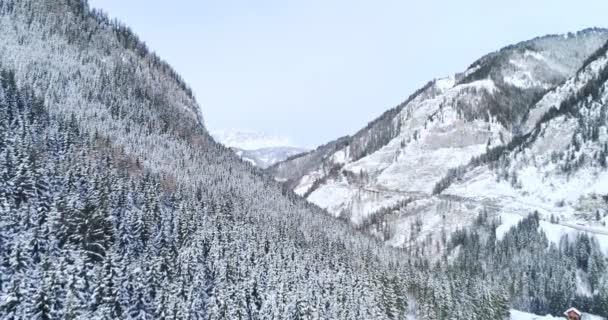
[
  {"x1": 496, "y1": 213, "x2": 524, "y2": 240},
  {"x1": 450, "y1": 166, "x2": 608, "y2": 254},
  {"x1": 212, "y1": 129, "x2": 308, "y2": 167},
  {"x1": 461, "y1": 64, "x2": 481, "y2": 80},
  {"x1": 302, "y1": 86, "x2": 506, "y2": 234},
  {"x1": 524, "y1": 48, "x2": 608, "y2": 134},
  {"x1": 458, "y1": 78, "x2": 498, "y2": 93},
  {"x1": 275, "y1": 30, "x2": 608, "y2": 254},
  {"x1": 510, "y1": 309, "x2": 561, "y2": 320},
  {"x1": 211, "y1": 129, "x2": 298, "y2": 150},
  {"x1": 237, "y1": 146, "x2": 308, "y2": 168},
  {"x1": 330, "y1": 147, "x2": 349, "y2": 165},
  {"x1": 566, "y1": 308, "x2": 583, "y2": 316},
  {"x1": 510, "y1": 309, "x2": 605, "y2": 320},
  {"x1": 434, "y1": 76, "x2": 455, "y2": 91},
  {"x1": 504, "y1": 70, "x2": 541, "y2": 88},
  {"x1": 294, "y1": 167, "x2": 326, "y2": 196},
  {"x1": 308, "y1": 180, "x2": 408, "y2": 225},
  {"x1": 446, "y1": 83, "x2": 608, "y2": 250},
  {"x1": 524, "y1": 50, "x2": 548, "y2": 61},
  {"x1": 503, "y1": 49, "x2": 568, "y2": 89},
  {"x1": 307, "y1": 182, "x2": 356, "y2": 218},
  {"x1": 576, "y1": 271, "x2": 593, "y2": 297}
]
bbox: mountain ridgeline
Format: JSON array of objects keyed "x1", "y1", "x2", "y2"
[
  {"x1": 270, "y1": 28, "x2": 608, "y2": 317},
  {"x1": 0, "y1": 1, "x2": 520, "y2": 319}
]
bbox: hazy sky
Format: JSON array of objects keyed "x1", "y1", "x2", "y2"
[{"x1": 88, "y1": 0, "x2": 608, "y2": 148}]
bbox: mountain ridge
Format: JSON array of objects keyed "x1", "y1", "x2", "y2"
[
  {"x1": 0, "y1": 1, "x2": 606, "y2": 317},
  {"x1": 269, "y1": 27, "x2": 608, "y2": 249}
]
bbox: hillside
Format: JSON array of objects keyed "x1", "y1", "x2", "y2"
[
  {"x1": 0, "y1": 0, "x2": 514, "y2": 319},
  {"x1": 444, "y1": 38, "x2": 608, "y2": 237},
  {"x1": 269, "y1": 29, "x2": 608, "y2": 246},
  {"x1": 270, "y1": 29, "x2": 608, "y2": 316}
]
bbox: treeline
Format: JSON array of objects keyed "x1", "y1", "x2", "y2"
[{"x1": 355, "y1": 199, "x2": 415, "y2": 241}]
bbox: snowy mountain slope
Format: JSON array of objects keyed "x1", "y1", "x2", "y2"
[
  {"x1": 366, "y1": 33, "x2": 608, "y2": 254},
  {"x1": 267, "y1": 135, "x2": 350, "y2": 188},
  {"x1": 212, "y1": 129, "x2": 308, "y2": 167},
  {"x1": 443, "y1": 37, "x2": 608, "y2": 253},
  {"x1": 233, "y1": 146, "x2": 308, "y2": 168},
  {"x1": 271, "y1": 29, "x2": 608, "y2": 240}
]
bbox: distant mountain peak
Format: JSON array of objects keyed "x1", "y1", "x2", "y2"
[
  {"x1": 211, "y1": 128, "x2": 299, "y2": 150},
  {"x1": 211, "y1": 129, "x2": 307, "y2": 168}
]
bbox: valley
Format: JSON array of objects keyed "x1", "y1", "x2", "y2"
[{"x1": 0, "y1": 1, "x2": 606, "y2": 318}]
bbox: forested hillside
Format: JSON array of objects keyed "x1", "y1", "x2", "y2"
[
  {"x1": 0, "y1": 1, "x2": 514, "y2": 319},
  {"x1": 448, "y1": 213, "x2": 608, "y2": 317}
]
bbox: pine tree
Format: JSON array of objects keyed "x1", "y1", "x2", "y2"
[{"x1": 27, "y1": 268, "x2": 53, "y2": 320}]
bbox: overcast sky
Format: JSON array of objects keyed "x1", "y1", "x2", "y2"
[{"x1": 88, "y1": 0, "x2": 608, "y2": 148}]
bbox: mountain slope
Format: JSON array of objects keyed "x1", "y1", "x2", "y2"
[
  {"x1": 269, "y1": 30, "x2": 608, "y2": 317},
  {"x1": 444, "y1": 36, "x2": 608, "y2": 248},
  {"x1": 270, "y1": 29, "x2": 608, "y2": 234},
  {"x1": 0, "y1": 1, "x2": 512, "y2": 319},
  {"x1": 234, "y1": 146, "x2": 307, "y2": 168}
]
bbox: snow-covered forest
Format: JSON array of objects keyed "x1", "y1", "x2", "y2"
[
  {"x1": 0, "y1": 1, "x2": 514, "y2": 319},
  {"x1": 449, "y1": 213, "x2": 607, "y2": 316},
  {"x1": 0, "y1": 0, "x2": 606, "y2": 319}
]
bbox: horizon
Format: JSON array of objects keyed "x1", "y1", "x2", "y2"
[{"x1": 88, "y1": 0, "x2": 608, "y2": 148}]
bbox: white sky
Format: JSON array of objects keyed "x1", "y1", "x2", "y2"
[{"x1": 88, "y1": 0, "x2": 608, "y2": 148}]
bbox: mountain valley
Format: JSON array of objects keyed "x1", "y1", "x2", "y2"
[{"x1": 0, "y1": 1, "x2": 606, "y2": 319}]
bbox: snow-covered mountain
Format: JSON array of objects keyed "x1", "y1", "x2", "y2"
[
  {"x1": 3, "y1": 1, "x2": 501, "y2": 318},
  {"x1": 1, "y1": 1, "x2": 607, "y2": 317},
  {"x1": 269, "y1": 28, "x2": 608, "y2": 252},
  {"x1": 232, "y1": 146, "x2": 306, "y2": 168},
  {"x1": 212, "y1": 129, "x2": 295, "y2": 150},
  {"x1": 212, "y1": 129, "x2": 307, "y2": 168}
]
